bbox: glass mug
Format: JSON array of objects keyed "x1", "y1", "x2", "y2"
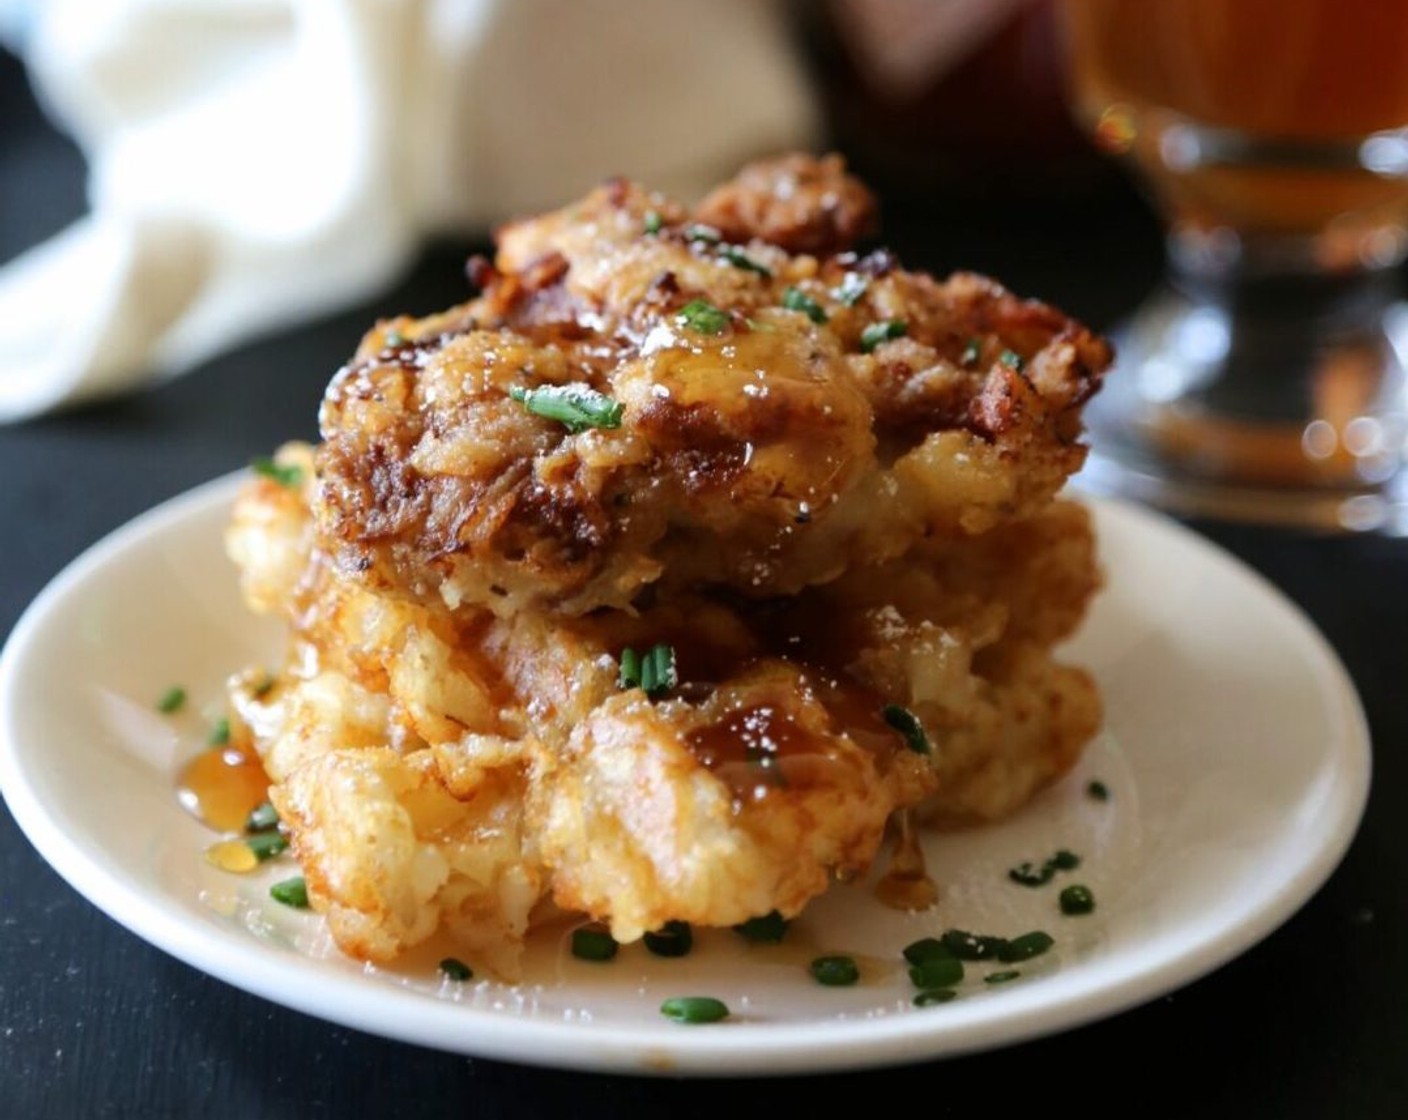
[{"x1": 1062, "y1": 0, "x2": 1408, "y2": 531}]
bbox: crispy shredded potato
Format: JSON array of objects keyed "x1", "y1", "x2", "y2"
[{"x1": 224, "y1": 154, "x2": 1110, "y2": 978}]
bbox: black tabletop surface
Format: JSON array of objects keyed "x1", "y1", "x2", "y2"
[{"x1": 3, "y1": 49, "x2": 1405, "y2": 1119}]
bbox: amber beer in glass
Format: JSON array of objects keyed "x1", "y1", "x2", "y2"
[{"x1": 1062, "y1": 0, "x2": 1408, "y2": 530}]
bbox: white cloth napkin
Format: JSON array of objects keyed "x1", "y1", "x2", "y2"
[{"x1": 0, "y1": 0, "x2": 816, "y2": 421}]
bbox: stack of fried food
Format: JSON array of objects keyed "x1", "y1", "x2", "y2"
[{"x1": 225, "y1": 154, "x2": 1111, "y2": 979}]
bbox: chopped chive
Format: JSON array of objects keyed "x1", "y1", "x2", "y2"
[
  {"x1": 940, "y1": 929, "x2": 1009, "y2": 961},
  {"x1": 834, "y1": 273, "x2": 868, "y2": 306},
  {"x1": 1009, "y1": 861, "x2": 1055, "y2": 888},
  {"x1": 270, "y1": 876, "x2": 309, "y2": 909},
  {"x1": 207, "y1": 717, "x2": 230, "y2": 746},
  {"x1": 383, "y1": 329, "x2": 407, "y2": 348},
  {"x1": 1060, "y1": 885, "x2": 1096, "y2": 916},
  {"x1": 642, "y1": 644, "x2": 677, "y2": 698},
  {"x1": 245, "y1": 831, "x2": 289, "y2": 862},
  {"x1": 251, "y1": 457, "x2": 303, "y2": 488},
  {"x1": 675, "y1": 299, "x2": 731, "y2": 336},
  {"x1": 985, "y1": 970, "x2": 1022, "y2": 984},
  {"x1": 734, "y1": 910, "x2": 789, "y2": 943},
  {"x1": 683, "y1": 224, "x2": 721, "y2": 245},
  {"x1": 660, "y1": 996, "x2": 729, "y2": 1024},
  {"x1": 881, "y1": 704, "x2": 930, "y2": 754},
  {"x1": 999, "y1": 348, "x2": 1025, "y2": 370},
  {"x1": 644, "y1": 920, "x2": 693, "y2": 958},
  {"x1": 913, "y1": 988, "x2": 958, "y2": 1007},
  {"x1": 960, "y1": 337, "x2": 982, "y2": 366},
  {"x1": 810, "y1": 955, "x2": 860, "y2": 987},
  {"x1": 246, "y1": 801, "x2": 280, "y2": 833},
  {"x1": 643, "y1": 210, "x2": 662, "y2": 235},
  {"x1": 781, "y1": 286, "x2": 828, "y2": 324},
  {"x1": 719, "y1": 245, "x2": 771, "y2": 277},
  {"x1": 156, "y1": 686, "x2": 187, "y2": 714},
  {"x1": 902, "y1": 938, "x2": 953, "y2": 966},
  {"x1": 1087, "y1": 779, "x2": 1110, "y2": 801},
  {"x1": 439, "y1": 957, "x2": 473, "y2": 981},
  {"x1": 618, "y1": 644, "x2": 676, "y2": 699},
  {"x1": 860, "y1": 320, "x2": 908, "y2": 353},
  {"x1": 908, "y1": 957, "x2": 964, "y2": 990},
  {"x1": 571, "y1": 925, "x2": 618, "y2": 962},
  {"x1": 617, "y1": 647, "x2": 642, "y2": 691},
  {"x1": 998, "y1": 931, "x2": 1054, "y2": 963},
  {"x1": 508, "y1": 383, "x2": 623, "y2": 434},
  {"x1": 1010, "y1": 849, "x2": 1081, "y2": 887}
]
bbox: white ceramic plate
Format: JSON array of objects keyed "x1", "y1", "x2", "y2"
[{"x1": 0, "y1": 476, "x2": 1370, "y2": 1076}]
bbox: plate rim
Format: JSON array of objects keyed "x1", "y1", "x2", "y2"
[{"x1": 0, "y1": 475, "x2": 1373, "y2": 1076}]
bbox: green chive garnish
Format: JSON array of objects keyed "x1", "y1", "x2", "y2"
[
  {"x1": 999, "y1": 348, "x2": 1025, "y2": 370},
  {"x1": 781, "y1": 286, "x2": 828, "y2": 324},
  {"x1": 245, "y1": 831, "x2": 289, "y2": 862},
  {"x1": 985, "y1": 970, "x2": 1021, "y2": 984},
  {"x1": 439, "y1": 957, "x2": 473, "y2": 981},
  {"x1": 719, "y1": 245, "x2": 771, "y2": 276},
  {"x1": 913, "y1": 988, "x2": 958, "y2": 1007},
  {"x1": 860, "y1": 320, "x2": 908, "y2": 353},
  {"x1": 675, "y1": 299, "x2": 730, "y2": 336},
  {"x1": 643, "y1": 210, "x2": 662, "y2": 235},
  {"x1": 1060, "y1": 885, "x2": 1096, "y2": 915},
  {"x1": 960, "y1": 337, "x2": 981, "y2": 366},
  {"x1": 246, "y1": 801, "x2": 280, "y2": 833},
  {"x1": 660, "y1": 996, "x2": 729, "y2": 1024},
  {"x1": 683, "y1": 224, "x2": 721, "y2": 244},
  {"x1": 617, "y1": 646, "x2": 641, "y2": 691},
  {"x1": 998, "y1": 931, "x2": 1054, "y2": 963},
  {"x1": 644, "y1": 920, "x2": 693, "y2": 958},
  {"x1": 1009, "y1": 862, "x2": 1055, "y2": 888},
  {"x1": 571, "y1": 925, "x2": 618, "y2": 962},
  {"x1": 156, "y1": 686, "x2": 187, "y2": 714},
  {"x1": 834, "y1": 273, "x2": 868, "y2": 306},
  {"x1": 508, "y1": 384, "x2": 623, "y2": 434},
  {"x1": 902, "y1": 938, "x2": 953, "y2": 966},
  {"x1": 270, "y1": 876, "x2": 309, "y2": 909},
  {"x1": 251, "y1": 457, "x2": 303, "y2": 488},
  {"x1": 734, "y1": 910, "x2": 790, "y2": 943},
  {"x1": 1010, "y1": 849, "x2": 1081, "y2": 887},
  {"x1": 940, "y1": 929, "x2": 1008, "y2": 961},
  {"x1": 1087, "y1": 780, "x2": 1110, "y2": 801},
  {"x1": 882, "y1": 704, "x2": 930, "y2": 754},
  {"x1": 383, "y1": 329, "x2": 407, "y2": 348},
  {"x1": 908, "y1": 957, "x2": 964, "y2": 990},
  {"x1": 810, "y1": 955, "x2": 860, "y2": 987},
  {"x1": 618, "y1": 644, "x2": 677, "y2": 699},
  {"x1": 642, "y1": 644, "x2": 677, "y2": 697},
  {"x1": 207, "y1": 717, "x2": 230, "y2": 746}
]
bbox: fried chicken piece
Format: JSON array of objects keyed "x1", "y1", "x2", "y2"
[
  {"x1": 222, "y1": 155, "x2": 1110, "y2": 977},
  {"x1": 315, "y1": 153, "x2": 1110, "y2": 617},
  {"x1": 226, "y1": 458, "x2": 1098, "y2": 965},
  {"x1": 528, "y1": 663, "x2": 923, "y2": 942}
]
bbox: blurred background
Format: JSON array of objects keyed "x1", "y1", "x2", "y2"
[{"x1": 0, "y1": 0, "x2": 1158, "y2": 428}]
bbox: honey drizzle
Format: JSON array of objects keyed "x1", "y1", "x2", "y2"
[
  {"x1": 874, "y1": 809, "x2": 938, "y2": 910},
  {"x1": 176, "y1": 745, "x2": 270, "y2": 833}
]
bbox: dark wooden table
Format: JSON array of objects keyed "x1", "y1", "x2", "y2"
[{"x1": 3, "y1": 50, "x2": 1405, "y2": 1119}]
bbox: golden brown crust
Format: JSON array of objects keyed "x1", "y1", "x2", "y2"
[
  {"x1": 692, "y1": 152, "x2": 880, "y2": 255},
  {"x1": 224, "y1": 155, "x2": 1110, "y2": 977},
  {"x1": 315, "y1": 154, "x2": 1110, "y2": 618}
]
